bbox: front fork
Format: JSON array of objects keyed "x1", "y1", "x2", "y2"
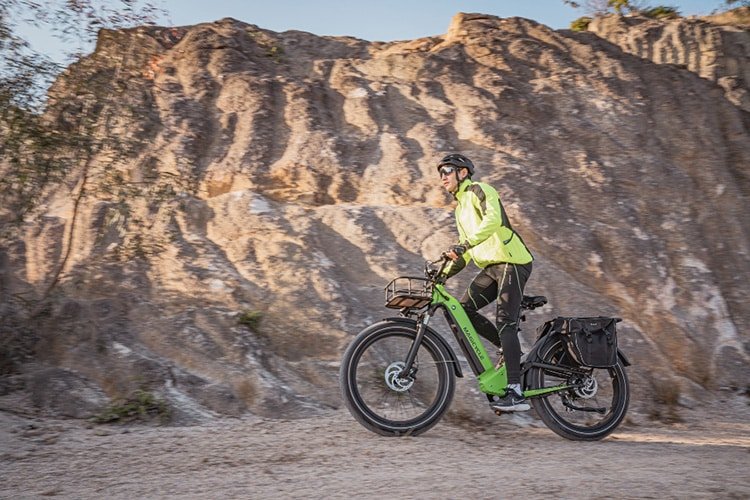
[{"x1": 398, "y1": 306, "x2": 435, "y2": 379}]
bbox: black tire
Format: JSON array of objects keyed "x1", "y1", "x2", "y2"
[
  {"x1": 340, "y1": 321, "x2": 455, "y2": 436},
  {"x1": 527, "y1": 335, "x2": 629, "y2": 441}
]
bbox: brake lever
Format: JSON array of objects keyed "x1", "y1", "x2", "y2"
[{"x1": 425, "y1": 256, "x2": 448, "y2": 282}]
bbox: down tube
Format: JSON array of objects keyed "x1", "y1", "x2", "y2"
[
  {"x1": 433, "y1": 287, "x2": 494, "y2": 374},
  {"x1": 438, "y1": 304, "x2": 507, "y2": 394}
]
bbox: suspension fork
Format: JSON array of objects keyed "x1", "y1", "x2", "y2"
[{"x1": 399, "y1": 305, "x2": 437, "y2": 378}]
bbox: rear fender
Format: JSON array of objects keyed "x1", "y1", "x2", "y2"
[
  {"x1": 521, "y1": 333, "x2": 631, "y2": 386},
  {"x1": 617, "y1": 349, "x2": 632, "y2": 367}
]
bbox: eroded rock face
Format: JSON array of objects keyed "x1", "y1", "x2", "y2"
[
  {"x1": 588, "y1": 12, "x2": 750, "y2": 111},
  {"x1": 2, "y1": 13, "x2": 749, "y2": 421}
]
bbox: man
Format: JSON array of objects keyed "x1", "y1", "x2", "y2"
[{"x1": 438, "y1": 153, "x2": 533, "y2": 411}]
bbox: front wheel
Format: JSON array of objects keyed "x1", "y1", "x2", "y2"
[
  {"x1": 340, "y1": 322, "x2": 455, "y2": 436},
  {"x1": 527, "y1": 336, "x2": 629, "y2": 441}
]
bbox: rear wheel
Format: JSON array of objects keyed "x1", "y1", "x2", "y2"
[
  {"x1": 527, "y1": 336, "x2": 629, "y2": 441},
  {"x1": 340, "y1": 322, "x2": 455, "y2": 436}
]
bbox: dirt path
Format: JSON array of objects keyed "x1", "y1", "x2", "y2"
[{"x1": 1, "y1": 407, "x2": 749, "y2": 499}]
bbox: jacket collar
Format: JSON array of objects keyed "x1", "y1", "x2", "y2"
[{"x1": 452, "y1": 178, "x2": 472, "y2": 200}]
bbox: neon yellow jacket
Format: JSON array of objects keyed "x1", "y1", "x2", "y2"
[{"x1": 446, "y1": 178, "x2": 533, "y2": 276}]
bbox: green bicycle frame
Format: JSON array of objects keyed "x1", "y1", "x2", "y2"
[{"x1": 428, "y1": 283, "x2": 572, "y2": 399}]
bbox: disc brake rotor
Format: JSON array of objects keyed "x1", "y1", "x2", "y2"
[
  {"x1": 384, "y1": 361, "x2": 415, "y2": 392},
  {"x1": 573, "y1": 374, "x2": 598, "y2": 399}
]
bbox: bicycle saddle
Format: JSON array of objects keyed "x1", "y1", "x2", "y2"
[{"x1": 521, "y1": 295, "x2": 548, "y2": 309}]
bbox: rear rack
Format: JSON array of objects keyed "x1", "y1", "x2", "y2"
[{"x1": 384, "y1": 277, "x2": 433, "y2": 310}]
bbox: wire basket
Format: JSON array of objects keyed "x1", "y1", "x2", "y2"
[{"x1": 384, "y1": 277, "x2": 433, "y2": 310}]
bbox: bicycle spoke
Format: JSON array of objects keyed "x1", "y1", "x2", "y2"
[
  {"x1": 353, "y1": 332, "x2": 443, "y2": 423},
  {"x1": 529, "y1": 337, "x2": 629, "y2": 439}
]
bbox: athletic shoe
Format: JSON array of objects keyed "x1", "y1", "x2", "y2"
[{"x1": 490, "y1": 389, "x2": 530, "y2": 412}]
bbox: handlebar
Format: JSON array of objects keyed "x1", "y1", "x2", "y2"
[{"x1": 424, "y1": 254, "x2": 453, "y2": 284}]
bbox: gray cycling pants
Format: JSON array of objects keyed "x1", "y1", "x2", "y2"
[{"x1": 459, "y1": 262, "x2": 532, "y2": 385}]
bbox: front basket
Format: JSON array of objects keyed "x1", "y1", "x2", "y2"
[{"x1": 384, "y1": 277, "x2": 432, "y2": 310}]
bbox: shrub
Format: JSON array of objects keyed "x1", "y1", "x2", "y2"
[
  {"x1": 648, "y1": 378, "x2": 683, "y2": 423},
  {"x1": 609, "y1": 0, "x2": 631, "y2": 14},
  {"x1": 570, "y1": 16, "x2": 593, "y2": 31},
  {"x1": 94, "y1": 389, "x2": 171, "y2": 424},
  {"x1": 238, "y1": 310, "x2": 263, "y2": 330},
  {"x1": 266, "y1": 45, "x2": 285, "y2": 63},
  {"x1": 642, "y1": 6, "x2": 681, "y2": 19}
]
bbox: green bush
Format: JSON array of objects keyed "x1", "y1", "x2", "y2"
[
  {"x1": 609, "y1": 0, "x2": 630, "y2": 14},
  {"x1": 570, "y1": 16, "x2": 593, "y2": 31},
  {"x1": 648, "y1": 378, "x2": 683, "y2": 423},
  {"x1": 94, "y1": 389, "x2": 171, "y2": 424},
  {"x1": 266, "y1": 45, "x2": 285, "y2": 63},
  {"x1": 642, "y1": 6, "x2": 681, "y2": 19},
  {"x1": 238, "y1": 310, "x2": 263, "y2": 330}
]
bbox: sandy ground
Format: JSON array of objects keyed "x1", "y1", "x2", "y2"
[{"x1": 1, "y1": 404, "x2": 749, "y2": 499}]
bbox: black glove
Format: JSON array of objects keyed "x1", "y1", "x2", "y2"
[
  {"x1": 425, "y1": 264, "x2": 439, "y2": 279},
  {"x1": 448, "y1": 244, "x2": 467, "y2": 257}
]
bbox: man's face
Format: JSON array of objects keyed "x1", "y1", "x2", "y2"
[{"x1": 439, "y1": 165, "x2": 465, "y2": 193}]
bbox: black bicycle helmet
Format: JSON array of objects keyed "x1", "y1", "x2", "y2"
[{"x1": 437, "y1": 153, "x2": 475, "y2": 177}]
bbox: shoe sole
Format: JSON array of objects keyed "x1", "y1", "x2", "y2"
[{"x1": 490, "y1": 403, "x2": 530, "y2": 412}]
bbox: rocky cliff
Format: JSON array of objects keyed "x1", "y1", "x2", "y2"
[
  {"x1": 2, "y1": 12, "x2": 749, "y2": 423},
  {"x1": 589, "y1": 8, "x2": 750, "y2": 111}
]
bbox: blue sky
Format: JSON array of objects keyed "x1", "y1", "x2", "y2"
[
  {"x1": 20, "y1": 0, "x2": 728, "y2": 63},
  {"x1": 162, "y1": 0, "x2": 726, "y2": 39}
]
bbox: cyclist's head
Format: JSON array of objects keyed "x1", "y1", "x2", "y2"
[{"x1": 437, "y1": 154, "x2": 475, "y2": 179}]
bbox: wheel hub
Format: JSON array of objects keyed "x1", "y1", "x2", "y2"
[
  {"x1": 384, "y1": 362, "x2": 414, "y2": 392},
  {"x1": 573, "y1": 374, "x2": 598, "y2": 399}
]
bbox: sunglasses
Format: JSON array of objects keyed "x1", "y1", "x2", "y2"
[{"x1": 438, "y1": 165, "x2": 457, "y2": 177}]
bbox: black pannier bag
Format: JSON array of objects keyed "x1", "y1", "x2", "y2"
[{"x1": 556, "y1": 317, "x2": 619, "y2": 368}]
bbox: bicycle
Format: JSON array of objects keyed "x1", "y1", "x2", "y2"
[{"x1": 339, "y1": 255, "x2": 631, "y2": 440}]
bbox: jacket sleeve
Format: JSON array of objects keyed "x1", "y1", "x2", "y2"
[
  {"x1": 465, "y1": 185, "x2": 504, "y2": 247},
  {"x1": 442, "y1": 251, "x2": 469, "y2": 278}
]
